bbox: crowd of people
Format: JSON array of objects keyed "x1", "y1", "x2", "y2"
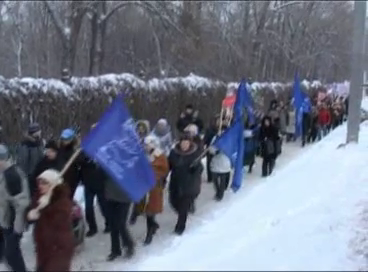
[{"x1": 0, "y1": 93, "x2": 348, "y2": 271}]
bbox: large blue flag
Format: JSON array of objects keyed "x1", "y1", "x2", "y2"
[
  {"x1": 81, "y1": 95, "x2": 155, "y2": 202},
  {"x1": 293, "y1": 72, "x2": 311, "y2": 137},
  {"x1": 214, "y1": 80, "x2": 247, "y2": 191}
]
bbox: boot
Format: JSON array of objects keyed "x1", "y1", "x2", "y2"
[
  {"x1": 86, "y1": 229, "x2": 97, "y2": 238},
  {"x1": 189, "y1": 201, "x2": 195, "y2": 214},
  {"x1": 144, "y1": 217, "x2": 159, "y2": 245},
  {"x1": 124, "y1": 246, "x2": 135, "y2": 259},
  {"x1": 103, "y1": 224, "x2": 110, "y2": 234},
  {"x1": 129, "y1": 212, "x2": 138, "y2": 225},
  {"x1": 107, "y1": 252, "x2": 121, "y2": 262}
]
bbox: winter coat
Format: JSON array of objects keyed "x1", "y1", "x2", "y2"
[
  {"x1": 193, "y1": 117, "x2": 204, "y2": 134},
  {"x1": 104, "y1": 177, "x2": 131, "y2": 204},
  {"x1": 31, "y1": 156, "x2": 63, "y2": 198},
  {"x1": 268, "y1": 109, "x2": 280, "y2": 127},
  {"x1": 286, "y1": 110, "x2": 296, "y2": 134},
  {"x1": 0, "y1": 161, "x2": 30, "y2": 234},
  {"x1": 31, "y1": 184, "x2": 74, "y2": 272},
  {"x1": 259, "y1": 118, "x2": 279, "y2": 159},
  {"x1": 278, "y1": 108, "x2": 288, "y2": 133},
  {"x1": 151, "y1": 124, "x2": 173, "y2": 157},
  {"x1": 168, "y1": 143, "x2": 203, "y2": 198},
  {"x1": 79, "y1": 152, "x2": 106, "y2": 192},
  {"x1": 135, "y1": 149, "x2": 169, "y2": 215},
  {"x1": 176, "y1": 113, "x2": 194, "y2": 133},
  {"x1": 318, "y1": 108, "x2": 331, "y2": 126},
  {"x1": 208, "y1": 137, "x2": 232, "y2": 174},
  {"x1": 16, "y1": 135, "x2": 44, "y2": 177},
  {"x1": 58, "y1": 141, "x2": 81, "y2": 197},
  {"x1": 243, "y1": 126, "x2": 257, "y2": 166},
  {"x1": 203, "y1": 125, "x2": 218, "y2": 148}
]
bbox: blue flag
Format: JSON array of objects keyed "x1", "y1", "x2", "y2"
[
  {"x1": 81, "y1": 95, "x2": 156, "y2": 202},
  {"x1": 214, "y1": 80, "x2": 247, "y2": 191},
  {"x1": 293, "y1": 73, "x2": 311, "y2": 137}
]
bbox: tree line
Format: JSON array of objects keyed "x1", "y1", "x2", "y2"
[{"x1": 0, "y1": 1, "x2": 353, "y2": 82}]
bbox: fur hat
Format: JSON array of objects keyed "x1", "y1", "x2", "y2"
[
  {"x1": 27, "y1": 169, "x2": 63, "y2": 221},
  {"x1": 38, "y1": 169, "x2": 63, "y2": 187}
]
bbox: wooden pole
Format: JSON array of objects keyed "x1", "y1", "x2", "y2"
[
  {"x1": 60, "y1": 147, "x2": 82, "y2": 177},
  {"x1": 218, "y1": 107, "x2": 224, "y2": 135}
]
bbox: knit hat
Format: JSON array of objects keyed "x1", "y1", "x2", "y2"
[
  {"x1": 60, "y1": 128, "x2": 76, "y2": 140},
  {"x1": 28, "y1": 123, "x2": 41, "y2": 134},
  {"x1": 45, "y1": 140, "x2": 59, "y2": 152},
  {"x1": 0, "y1": 144, "x2": 9, "y2": 161}
]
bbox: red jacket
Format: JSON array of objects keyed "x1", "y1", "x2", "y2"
[{"x1": 318, "y1": 108, "x2": 331, "y2": 126}]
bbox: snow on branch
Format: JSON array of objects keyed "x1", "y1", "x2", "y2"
[{"x1": 0, "y1": 72, "x2": 324, "y2": 99}]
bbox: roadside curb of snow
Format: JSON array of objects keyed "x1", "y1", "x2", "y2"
[{"x1": 349, "y1": 201, "x2": 368, "y2": 270}]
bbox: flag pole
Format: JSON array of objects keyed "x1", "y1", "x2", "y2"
[{"x1": 60, "y1": 147, "x2": 82, "y2": 177}]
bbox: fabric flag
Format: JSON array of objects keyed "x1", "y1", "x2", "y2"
[
  {"x1": 293, "y1": 72, "x2": 311, "y2": 138},
  {"x1": 81, "y1": 95, "x2": 155, "y2": 202},
  {"x1": 214, "y1": 80, "x2": 247, "y2": 192}
]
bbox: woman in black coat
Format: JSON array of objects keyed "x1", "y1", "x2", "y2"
[
  {"x1": 168, "y1": 133, "x2": 203, "y2": 235},
  {"x1": 259, "y1": 116, "x2": 280, "y2": 177}
]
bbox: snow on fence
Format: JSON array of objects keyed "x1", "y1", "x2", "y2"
[{"x1": 0, "y1": 73, "x2": 324, "y2": 143}]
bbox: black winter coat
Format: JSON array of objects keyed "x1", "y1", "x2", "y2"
[
  {"x1": 168, "y1": 143, "x2": 203, "y2": 198},
  {"x1": 58, "y1": 142, "x2": 81, "y2": 196},
  {"x1": 31, "y1": 156, "x2": 63, "y2": 197},
  {"x1": 79, "y1": 152, "x2": 106, "y2": 192},
  {"x1": 259, "y1": 122, "x2": 279, "y2": 159},
  {"x1": 176, "y1": 114, "x2": 194, "y2": 133}
]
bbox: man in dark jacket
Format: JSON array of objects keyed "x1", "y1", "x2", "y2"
[
  {"x1": 16, "y1": 123, "x2": 44, "y2": 197},
  {"x1": 176, "y1": 104, "x2": 196, "y2": 133},
  {"x1": 58, "y1": 128, "x2": 81, "y2": 199},
  {"x1": 104, "y1": 177, "x2": 135, "y2": 261},
  {"x1": 0, "y1": 144, "x2": 30, "y2": 272},
  {"x1": 80, "y1": 152, "x2": 109, "y2": 237}
]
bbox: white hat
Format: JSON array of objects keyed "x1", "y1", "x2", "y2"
[
  {"x1": 184, "y1": 124, "x2": 199, "y2": 136},
  {"x1": 38, "y1": 169, "x2": 63, "y2": 187},
  {"x1": 144, "y1": 135, "x2": 160, "y2": 150}
]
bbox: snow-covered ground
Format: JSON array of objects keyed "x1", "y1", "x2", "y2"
[
  {"x1": 5, "y1": 122, "x2": 368, "y2": 271},
  {"x1": 118, "y1": 124, "x2": 368, "y2": 271},
  {"x1": 9, "y1": 140, "x2": 305, "y2": 271}
]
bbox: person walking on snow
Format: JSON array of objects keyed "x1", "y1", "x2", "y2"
[
  {"x1": 208, "y1": 126, "x2": 231, "y2": 201},
  {"x1": 58, "y1": 128, "x2": 81, "y2": 199},
  {"x1": 140, "y1": 135, "x2": 169, "y2": 245},
  {"x1": 150, "y1": 119, "x2": 173, "y2": 157},
  {"x1": 168, "y1": 132, "x2": 203, "y2": 235},
  {"x1": 16, "y1": 123, "x2": 45, "y2": 198},
  {"x1": 0, "y1": 144, "x2": 29, "y2": 272},
  {"x1": 27, "y1": 169, "x2": 74, "y2": 272},
  {"x1": 259, "y1": 117, "x2": 279, "y2": 177},
  {"x1": 104, "y1": 175, "x2": 135, "y2": 261}
]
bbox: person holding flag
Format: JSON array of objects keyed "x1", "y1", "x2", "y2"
[{"x1": 81, "y1": 95, "x2": 157, "y2": 261}]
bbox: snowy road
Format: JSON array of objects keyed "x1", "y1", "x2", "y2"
[{"x1": 9, "y1": 141, "x2": 307, "y2": 271}]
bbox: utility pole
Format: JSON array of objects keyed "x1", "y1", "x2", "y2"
[{"x1": 347, "y1": 0, "x2": 366, "y2": 143}]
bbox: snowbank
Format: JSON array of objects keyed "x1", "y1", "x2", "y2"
[{"x1": 123, "y1": 123, "x2": 368, "y2": 271}]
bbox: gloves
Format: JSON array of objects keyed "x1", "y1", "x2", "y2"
[{"x1": 189, "y1": 164, "x2": 197, "y2": 174}]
